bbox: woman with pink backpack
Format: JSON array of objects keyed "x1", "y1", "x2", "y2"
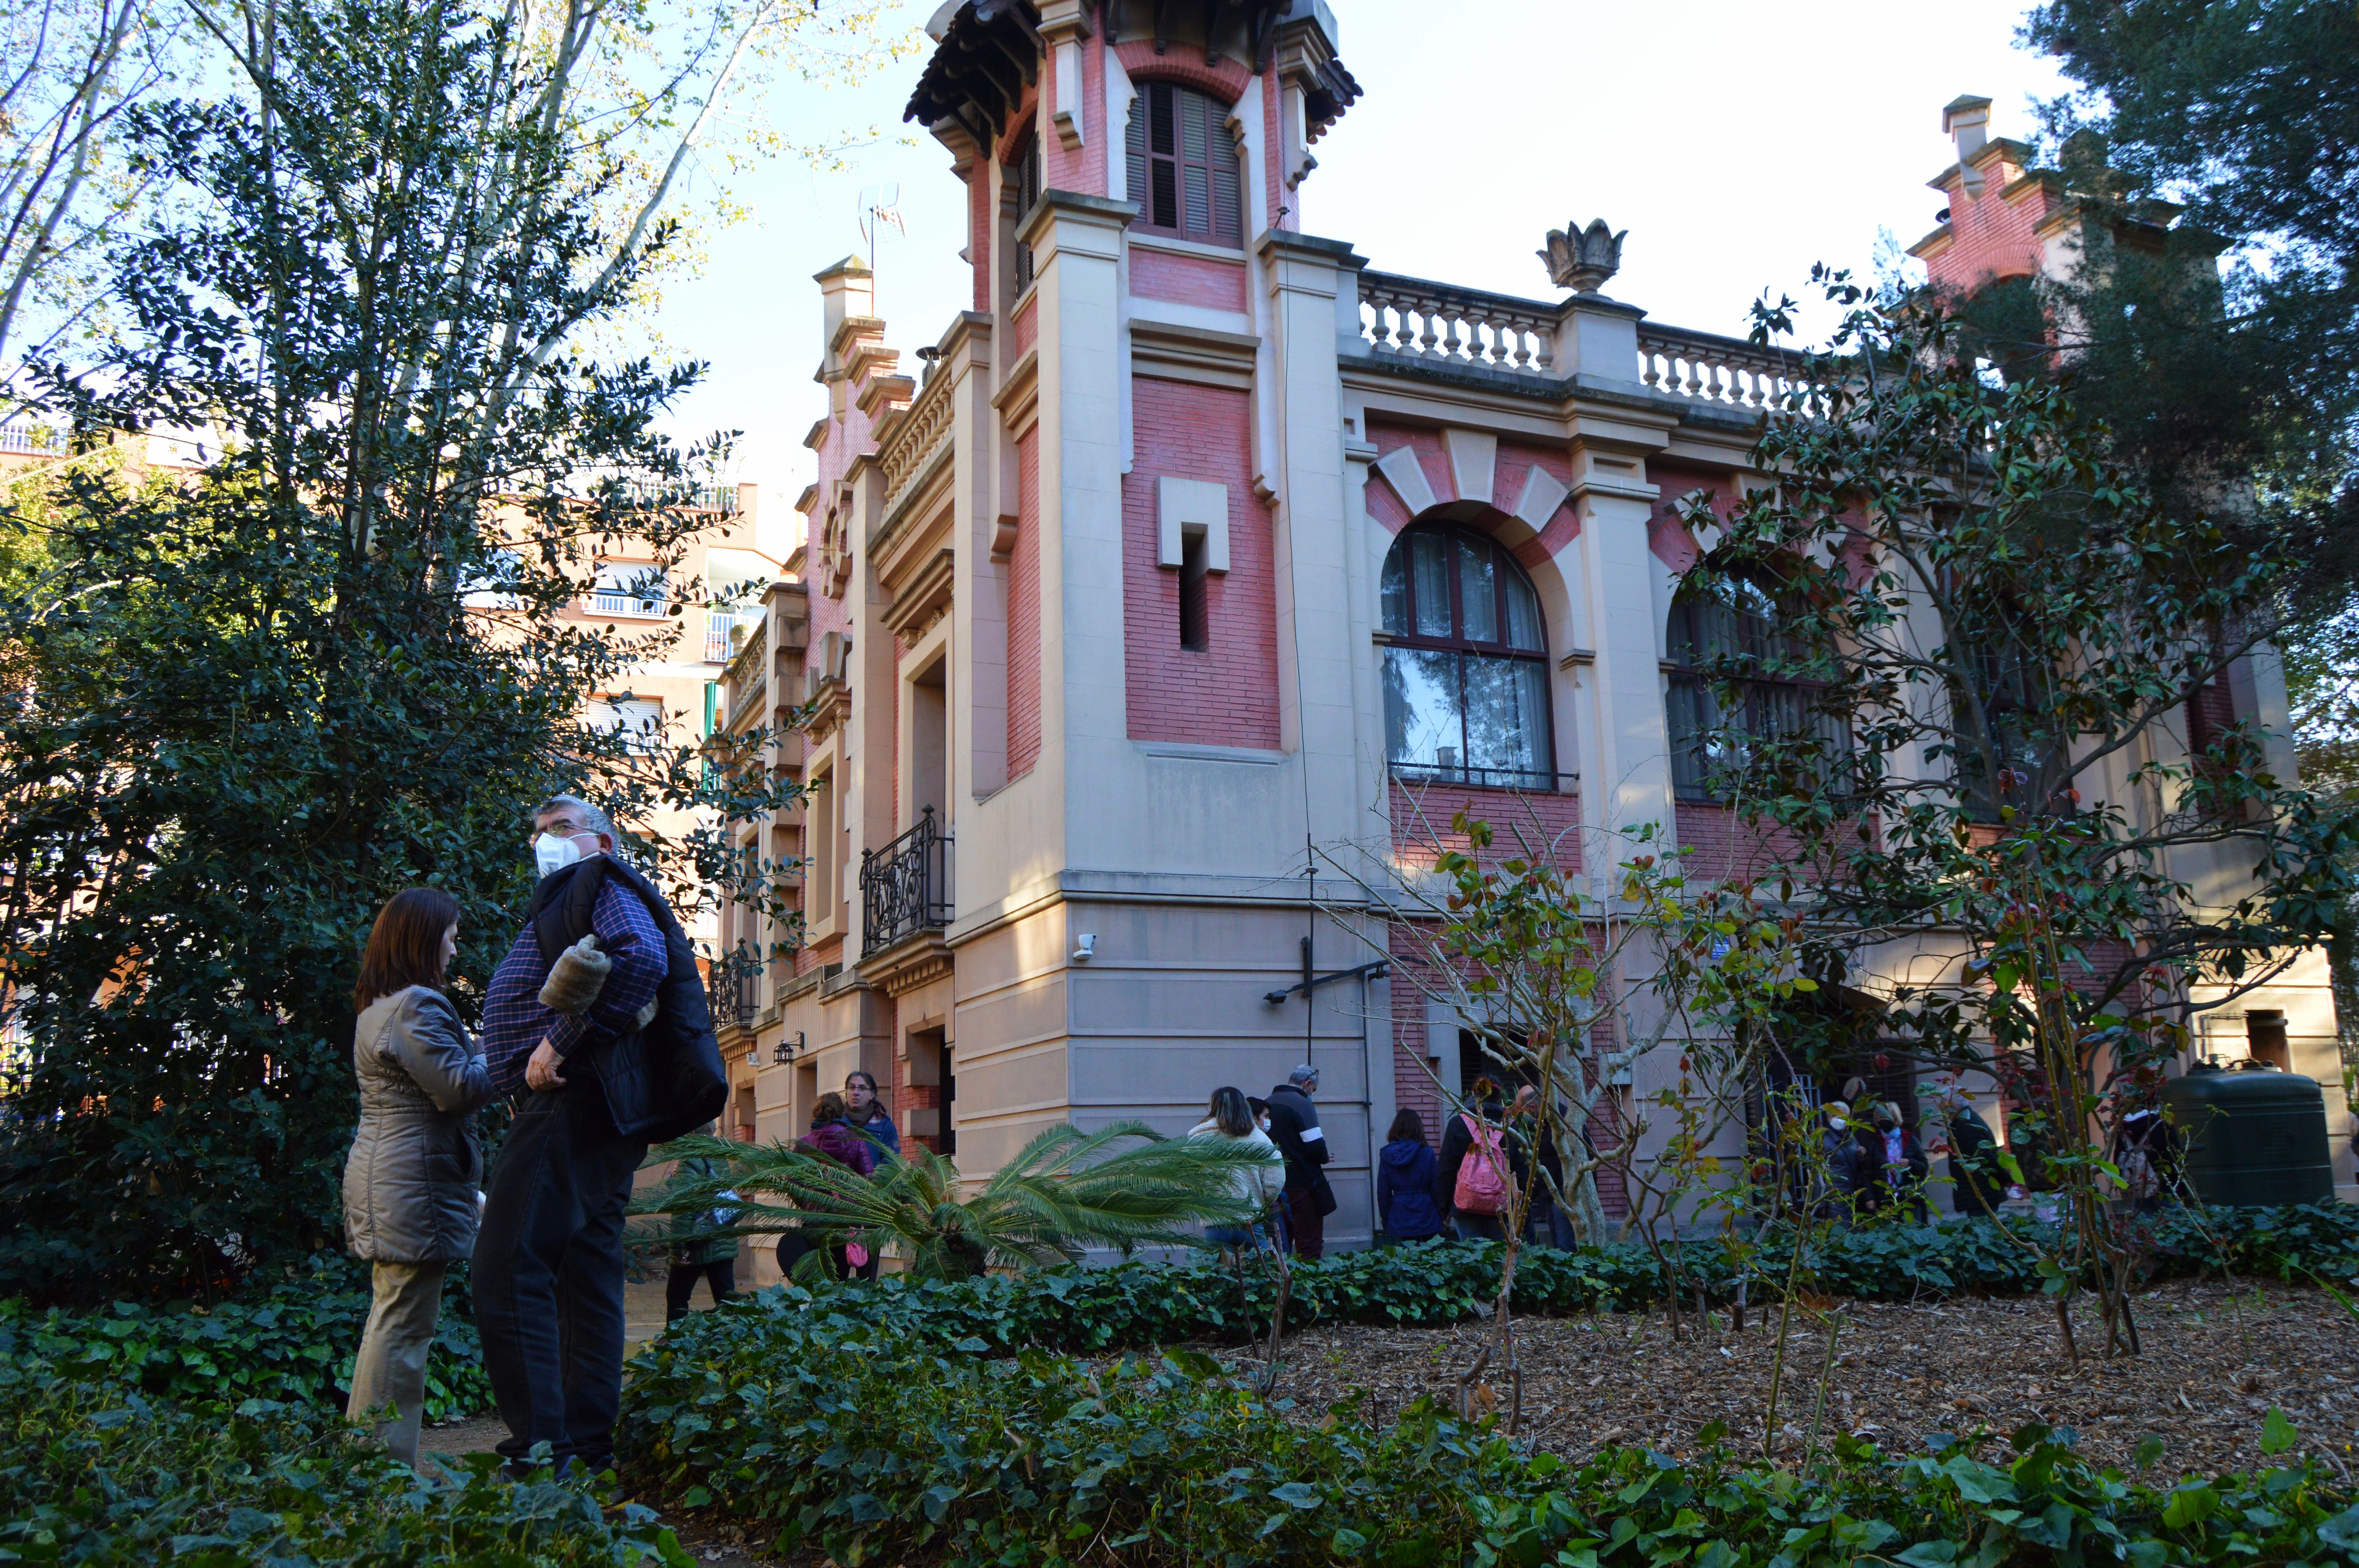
[{"x1": 1432, "y1": 1079, "x2": 1520, "y2": 1241}]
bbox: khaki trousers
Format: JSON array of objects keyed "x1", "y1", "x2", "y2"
[{"x1": 347, "y1": 1260, "x2": 446, "y2": 1470}]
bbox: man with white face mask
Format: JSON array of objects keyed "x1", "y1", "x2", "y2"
[{"x1": 473, "y1": 793, "x2": 667, "y2": 1479}]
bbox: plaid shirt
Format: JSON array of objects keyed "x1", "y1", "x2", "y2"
[{"x1": 482, "y1": 871, "x2": 666, "y2": 1097}]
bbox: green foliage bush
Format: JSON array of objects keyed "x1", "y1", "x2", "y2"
[
  {"x1": 692, "y1": 1205, "x2": 2359, "y2": 1358},
  {"x1": 0, "y1": 1256, "x2": 490, "y2": 1422},
  {"x1": 622, "y1": 1294, "x2": 2359, "y2": 1567},
  {"x1": 0, "y1": 1358, "x2": 686, "y2": 1566}
]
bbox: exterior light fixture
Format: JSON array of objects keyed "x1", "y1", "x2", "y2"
[
  {"x1": 773, "y1": 1031, "x2": 804, "y2": 1066},
  {"x1": 1071, "y1": 933, "x2": 1095, "y2": 963}
]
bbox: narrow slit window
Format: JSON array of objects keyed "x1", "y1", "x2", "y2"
[{"x1": 1179, "y1": 530, "x2": 1210, "y2": 651}]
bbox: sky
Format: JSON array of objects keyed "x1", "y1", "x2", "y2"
[{"x1": 656, "y1": 0, "x2": 2081, "y2": 560}]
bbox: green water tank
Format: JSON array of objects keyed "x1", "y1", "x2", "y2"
[{"x1": 2161, "y1": 1066, "x2": 2335, "y2": 1207}]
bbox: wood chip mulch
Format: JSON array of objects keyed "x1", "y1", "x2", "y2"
[{"x1": 1255, "y1": 1281, "x2": 2359, "y2": 1480}]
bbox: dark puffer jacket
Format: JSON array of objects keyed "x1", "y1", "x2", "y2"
[
  {"x1": 1376, "y1": 1139, "x2": 1444, "y2": 1240},
  {"x1": 342, "y1": 987, "x2": 495, "y2": 1263}
]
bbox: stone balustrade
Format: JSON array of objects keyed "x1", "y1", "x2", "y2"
[
  {"x1": 723, "y1": 618, "x2": 769, "y2": 731},
  {"x1": 1634, "y1": 324, "x2": 1801, "y2": 410},
  {"x1": 1358, "y1": 271, "x2": 1556, "y2": 377},
  {"x1": 1354, "y1": 270, "x2": 1817, "y2": 416},
  {"x1": 875, "y1": 367, "x2": 953, "y2": 512}
]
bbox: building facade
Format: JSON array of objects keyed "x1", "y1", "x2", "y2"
[{"x1": 709, "y1": 1, "x2": 2354, "y2": 1280}]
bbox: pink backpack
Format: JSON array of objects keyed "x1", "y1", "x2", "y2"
[{"x1": 1452, "y1": 1113, "x2": 1511, "y2": 1215}]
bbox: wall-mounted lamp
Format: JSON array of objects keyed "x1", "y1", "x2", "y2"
[
  {"x1": 1071, "y1": 933, "x2": 1096, "y2": 963},
  {"x1": 773, "y1": 1031, "x2": 805, "y2": 1066}
]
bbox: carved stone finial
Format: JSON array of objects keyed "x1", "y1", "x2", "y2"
[{"x1": 1538, "y1": 218, "x2": 1627, "y2": 293}]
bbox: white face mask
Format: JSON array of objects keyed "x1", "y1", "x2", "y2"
[{"x1": 534, "y1": 831, "x2": 586, "y2": 878}]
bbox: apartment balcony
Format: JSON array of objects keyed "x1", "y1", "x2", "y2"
[
  {"x1": 703, "y1": 606, "x2": 761, "y2": 664},
  {"x1": 860, "y1": 807, "x2": 952, "y2": 957},
  {"x1": 587, "y1": 590, "x2": 669, "y2": 619}
]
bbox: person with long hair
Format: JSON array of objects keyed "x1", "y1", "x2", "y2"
[
  {"x1": 1189, "y1": 1085, "x2": 1284, "y2": 1257},
  {"x1": 1375, "y1": 1107, "x2": 1444, "y2": 1243},
  {"x1": 343, "y1": 887, "x2": 492, "y2": 1472}
]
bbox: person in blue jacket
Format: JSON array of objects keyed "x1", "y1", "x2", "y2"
[
  {"x1": 1375, "y1": 1108, "x2": 1445, "y2": 1243},
  {"x1": 844, "y1": 1069, "x2": 901, "y2": 1157}
]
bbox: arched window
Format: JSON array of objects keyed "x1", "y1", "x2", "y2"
[
  {"x1": 1125, "y1": 81, "x2": 1242, "y2": 246},
  {"x1": 1379, "y1": 524, "x2": 1554, "y2": 787},
  {"x1": 1664, "y1": 575, "x2": 1841, "y2": 800}
]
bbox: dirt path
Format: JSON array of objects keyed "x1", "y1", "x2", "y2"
[{"x1": 1265, "y1": 1281, "x2": 2359, "y2": 1478}]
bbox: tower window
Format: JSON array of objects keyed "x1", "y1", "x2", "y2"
[
  {"x1": 1010, "y1": 136, "x2": 1043, "y2": 294},
  {"x1": 1126, "y1": 82, "x2": 1242, "y2": 246},
  {"x1": 1378, "y1": 524, "x2": 1554, "y2": 788},
  {"x1": 1179, "y1": 528, "x2": 1209, "y2": 650}
]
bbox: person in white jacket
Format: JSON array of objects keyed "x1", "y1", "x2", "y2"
[{"x1": 1189, "y1": 1086, "x2": 1284, "y2": 1257}]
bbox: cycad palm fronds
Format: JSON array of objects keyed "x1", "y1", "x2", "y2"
[{"x1": 631, "y1": 1121, "x2": 1276, "y2": 1283}]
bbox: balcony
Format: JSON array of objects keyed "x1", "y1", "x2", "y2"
[
  {"x1": 860, "y1": 806, "x2": 952, "y2": 955},
  {"x1": 707, "y1": 949, "x2": 760, "y2": 1034},
  {"x1": 0, "y1": 421, "x2": 63, "y2": 456},
  {"x1": 1354, "y1": 272, "x2": 1808, "y2": 412},
  {"x1": 723, "y1": 619, "x2": 769, "y2": 731},
  {"x1": 704, "y1": 606, "x2": 760, "y2": 664}
]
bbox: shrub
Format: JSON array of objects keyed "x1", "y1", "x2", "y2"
[
  {"x1": 674, "y1": 1204, "x2": 2359, "y2": 1360},
  {"x1": 0, "y1": 1357, "x2": 687, "y2": 1566},
  {"x1": 621, "y1": 1293, "x2": 2359, "y2": 1567},
  {"x1": 0, "y1": 1254, "x2": 491, "y2": 1421}
]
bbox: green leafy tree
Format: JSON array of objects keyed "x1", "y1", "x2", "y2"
[
  {"x1": 2016, "y1": 1, "x2": 2359, "y2": 1096},
  {"x1": 1675, "y1": 270, "x2": 2359, "y2": 1356},
  {"x1": 0, "y1": 0, "x2": 893, "y2": 1300}
]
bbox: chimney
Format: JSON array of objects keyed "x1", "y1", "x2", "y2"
[
  {"x1": 813, "y1": 255, "x2": 875, "y2": 379},
  {"x1": 1944, "y1": 95, "x2": 1993, "y2": 198}
]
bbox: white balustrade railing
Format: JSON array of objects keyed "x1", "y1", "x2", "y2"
[
  {"x1": 1354, "y1": 269, "x2": 1820, "y2": 416},
  {"x1": 1358, "y1": 271, "x2": 1556, "y2": 377},
  {"x1": 1634, "y1": 326, "x2": 1802, "y2": 411}
]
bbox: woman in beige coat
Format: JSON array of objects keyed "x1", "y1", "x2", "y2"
[{"x1": 343, "y1": 887, "x2": 493, "y2": 1470}]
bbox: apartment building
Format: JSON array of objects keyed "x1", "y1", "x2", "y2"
[{"x1": 706, "y1": 0, "x2": 2351, "y2": 1273}]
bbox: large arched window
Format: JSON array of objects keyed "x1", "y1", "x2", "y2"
[
  {"x1": 1125, "y1": 81, "x2": 1242, "y2": 246},
  {"x1": 1379, "y1": 524, "x2": 1554, "y2": 787},
  {"x1": 1665, "y1": 575, "x2": 1842, "y2": 800}
]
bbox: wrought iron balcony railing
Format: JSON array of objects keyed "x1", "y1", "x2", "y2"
[
  {"x1": 860, "y1": 806, "x2": 953, "y2": 955},
  {"x1": 707, "y1": 947, "x2": 761, "y2": 1031}
]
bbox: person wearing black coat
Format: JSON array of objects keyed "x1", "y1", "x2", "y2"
[
  {"x1": 1375, "y1": 1109, "x2": 1445, "y2": 1242},
  {"x1": 1511, "y1": 1085, "x2": 1573, "y2": 1248},
  {"x1": 1943, "y1": 1096, "x2": 2008, "y2": 1217},
  {"x1": 1852, "y1": 1102, "x2": 1930, "y2": 1221},
  {"x1": 1262, "y1": 1065, "x2": 1333, "y2": 1258}
]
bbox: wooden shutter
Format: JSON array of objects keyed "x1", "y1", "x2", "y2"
[
  {"x1": 1012, "y1": 139, "x2": 1043, "y2": 293},
  {"x1": 1128, "y1": 82, "x2": 1241, "y2": 245}
]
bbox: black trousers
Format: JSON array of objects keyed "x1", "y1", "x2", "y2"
[
  {"x1": 665, "y1": 1258, "x2": 734, "y2": 1321},
  {"x1": 1284, "y1": 1187, "x2": 1325, "y2": 1259},
  {"x1": 472, "y1": 1085, "x2": 646, "y2": 1472}
]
